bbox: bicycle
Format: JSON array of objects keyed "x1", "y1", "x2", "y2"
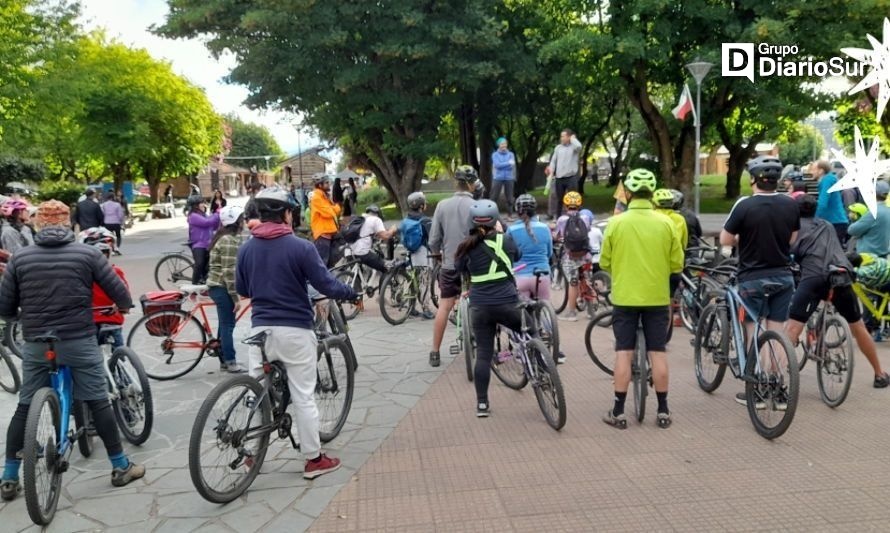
[
  {"x1": 676, "y1": 251, "x2": 735, "y2": 333},
  {"x1": 0, "y1": 320, "x2": 20, "y2": 393},
  {"x1": 450, "y1": 284, "x2": 475, "y2": 382},
  {"x1": 330, "y1": 254, "x2": 381, "y2": 321},
  {"x1": 188, "y1": 325, "x2": 355, "y2": 503},
  {"x1": 154, "y1": 243, "x2": 195, "y2": 291},
  {"x1": 852, "y1": 280, "x2": 890, "y2": 338},
  {"x1": 4, "y1": 317, "x2": 24, "y2": 360},
  {"x1": 694, "y1": 276, "x2": 800, "y2": 440},
  {"x1": 378, "y1": 254, "x2": 436, "y2": 326},
  {"x1": 550, "y1": 247, "x2": 611, "y2": 317}
]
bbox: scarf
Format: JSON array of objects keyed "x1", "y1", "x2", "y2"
[{"x1": 250, "y1": 222, "x2": 293, "y2": 240}]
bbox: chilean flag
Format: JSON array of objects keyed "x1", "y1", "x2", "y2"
[{"x1": 672, "y1": 84, "x2": 695, "y2": 121}]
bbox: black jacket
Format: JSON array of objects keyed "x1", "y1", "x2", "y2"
[
  {"x1": 0, "y1": 227, "x2": 132, "y2": 341},
  {"x1": 680, "y1": 208, "x2": 702, "y2": 248},
  {"x1": 791, "y1": 217, "x2": 852, "y2": 282},
  {"x1": 458, "y1": 231, "x2": 521, "y2": 306},
  {"x1": 76, "y1": 199, "x2": 104, "y2": 230}
]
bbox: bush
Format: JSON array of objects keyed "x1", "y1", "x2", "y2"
[
  {"x1": 356, "y1": 186, "x2": 392, "y2": 207},
  {"x1": 0, "y1": 156, "x2": 45, "y2": 185},
  {"x1": 132, "y1": 196, "x2": 151, "y2": 205},
  {"x1": 36, "y1": 180, "x2": 83, "y2": 206}
]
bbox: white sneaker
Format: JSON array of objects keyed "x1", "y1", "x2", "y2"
[{"x1": 558, "y1": 312, "x2": 579, "y2": 322}]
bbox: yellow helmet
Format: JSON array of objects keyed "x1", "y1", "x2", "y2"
[
  {"x1": 848, "y1": 203, "x2": 868, "y2": 221},
  {"x1": 653, "y1": 189, "x2": 674, "y2": 208},
  {"x1": 562, "y1": 191, "x2": 583, "y2": 209}
]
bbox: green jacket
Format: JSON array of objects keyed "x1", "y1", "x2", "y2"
[
  {"x1": 855, "y1": 253, "x2": 890, "y2": 290},
  {"x1": 601, "y1": 199, "x2": 684, "y2": 307}
]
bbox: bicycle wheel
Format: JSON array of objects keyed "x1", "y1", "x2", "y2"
[
  {"x1": 327, "y1": 301, "x2": 356, "y2": 360},
  {"x1": 816, "y1": 314, "x2": 854, "y2": 408},
  {"x1": 5, "y1": 320, "x2": 24, "y2": 360},
  {"x1": 745, "y1": 330, "x2": 799, "y2": 440},
  {"x1": 587, "y1": 270, "x2": 612, "y2": 315},
  {"x1": 127, "y1": 310, "x2": 207, "y2": 381},
  {"x1": 693, "y1": 303, "x2": 728, "y2": 393},
  {"x1": 584, "y1": 309, "x2": 615, "y2": 376},
  {"x1": 550, "y1": 265, "x2": 568, "y2": 314},
  {"x1": 535, "y1": 301, "x2": 560, "y2": 360},
  {"x1": 154, "y1": 253, "x2": 195, "y2": 291},
  {"x1": 679, "y1": 279, "x2": 720, "y2": 334},
  {"x1": 491, "y1": 326, "x2": 528, "y2": 390},
  {"x1": 632, "y1": 328, "x2": 648, "y2": 423},
  {"x1": 72, "y1": 401, "x2": 94, "y2": 458},
  {"x1": 189, "y1": 375, "x2": 271, "y2": 504},
  {"x1": 109, "y1": 347, "x2": 154, "y2": 445},
  {"x1": 0, "y1": 343, "x2": 20, "y2": 393},
  {"x1": 334, "y1": 269, "x2": 361, "y2": 321},
  {"x1": 379, "y1": 267, "x2": 415, "y2": 326},
  {"x1": 429, "y1": 263, "x2": 441, "y2": 309},
  {"x1": 529, "y1": 338, "x2": 566, "y2": 430},
  {"x1": 460, "y1": 299, "x2": 475, "y2": 382},
  {"x1": 317, "y1": 336, "x2": 355, "y2": 442},
  {"x1": 23, "y1": 388, "x2": 62, "y2": 526}
]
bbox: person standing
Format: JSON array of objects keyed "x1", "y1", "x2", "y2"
[
  {"x1": 187, "y1": 196, "x2": 220, "y2": 284},
  {"x1": 848, "y1": 180, "x2": 890, "y2": 257},
  {"x1": 101, "y1": 192, "x2": 125, "y2": 253},
  {"x1": 546, "y1": 129, "x2": 583, "y2": 218},
  {"x1": 331, "y1": 178, "x2": 344, "y2": 207},
  {"x1": 310, "y1": 176, "x2": 341, "y2": 268},
  {"x1": 75, "y1": 189, "x2": 104, "y2": 231},
  {"x1": 812, "y1": 159, "x2": 849, "y2": 244},
  {"x1": 340, "y1": 179, "x2": 354, "y2": 217},
  {"x1": 490, "y1": 137, "x2": 517, "y2": 216},
  {"x1": 164, "y1": 184, "x2": 174, "y2": 204},
  {"x1": 207, "y1": 205, "x2": 247, "y2": 374},
  {"x1": 347, "y1": 177, "x2": 359, "y2": 214},
  {"x1": 210, "y1": 189, "x2": 227, "y2": 213}
]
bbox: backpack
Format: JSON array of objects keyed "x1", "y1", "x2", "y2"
[
  {"x1": 342, "y1": 216, "x2": 365, "y2": 243},
  {"x1": 564, "y1": 213, "x2": 590, "y2": 254},
  {"x1": 401, "y1": 217, "x2": 424, "y2": 253}
]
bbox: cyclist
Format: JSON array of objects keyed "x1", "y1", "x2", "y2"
[
  {"x1": 80, "y1": 227, "x2": 128, "y2": 349},
  {"x1": 720, "y1": 155, "x2": 800, "y2": 408},
  {"x1": 554, "y1": 191, "x2": 592, "y2": 322},
  {"x1": 669, "y1": 189, "x2": 702, "y2": 249},
  {"x1": 187, "y1": 195, "x2": 220, "y2": 284},
  {"x1": 402, "y1": 192, "x2": 435, "y2": 319},
  {"x1": 0, "y1": 201, "x2": 143, "y2": 500},
  {"x1": 207, "y1": 205, "x2": 247, "y2": 374},
  {"x1": 352, "y1": 204, "x2": 397, "y2": 279},
  {"x1": 310, "y1": 175, "x2": 341, "y2": 268},
  {"x1": 472, "y1": 178, "x2": 486, "y2": 202},
  {"x1": 0, "y1": 198, "x2": 33, "y2": 254},
  {"x1": 812, "y1": 159, "x2": 849, "y2": 244},
  {"x1": 786, "y1": 195, "x2": 890, "y2": 388},
  {"x1": 654, "y1": 188, "x2": 688, "y2": 296},
  {"x1": 508, "y1": 194, "x2": 553, "y2": 301},
  {"x1": 848, "y1": 180, "x2": 890, "y2": 257},
  {"x1": 456, "y1": 200, "x2": 522, "y2": 417},
  {"x1": 782, "y1": 170, "x2": 808, "y2": 200},
  {"x1": 428, "y1": 165, "x2": 477, "y2": 367},
  {"x1": 601, "y1": 169, "x2": 683, "y2": 429},
  {"x1": 235, "y1": 187, "x2": 359, "y2": 479}
]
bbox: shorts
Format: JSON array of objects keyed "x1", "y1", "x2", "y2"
[
  {"x1": 19, "y1": 336, "x2": 107, "y2": 405},
  {"x1": 438, "y1": 268, "x2": 462, "y2": 299},
  {"x1": 789, "y1": 277, "x2": 861, "y2": 324},
  {"x1": 561, "y1": 253, "x2": 588, "y2": 284},
  {"x1": 737, "y1": 274, "x2": 794, "y2": 322},
  {"x1": 612, "y1": 306, "x2": 671, "y2": 352}
]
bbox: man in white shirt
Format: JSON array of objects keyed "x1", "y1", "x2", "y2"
[
  {"x1": 546, "y1": 129, "x2": 583, "y2": 218},
  {"x1": 352, "y1": 205, "x2": 397, "y2": 274}
]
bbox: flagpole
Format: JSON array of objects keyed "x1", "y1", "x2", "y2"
[{"x1": 686, "y1": 59, "x2": 714, "y2": 216}]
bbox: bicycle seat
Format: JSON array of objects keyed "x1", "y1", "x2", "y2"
[
  {"x1": 242, "y1": 330, "x2": 270, "y2": 347},
  {"x1": 180, "y1": 284, "x2": 209, "y2": 296},
  {"x1": 34, "y1": 332, "x2": 59, "y2": 344},
  {"x1": 533, "y1": 268, "x2": 548, "y2": 277}
]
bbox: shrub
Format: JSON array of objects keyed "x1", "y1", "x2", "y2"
[
  {"x1": 356, "y1": 186, "x2": 391, "y2": 207},
  {"x1": 36, "y1": 180, "x2": 83, "y2": 206}
]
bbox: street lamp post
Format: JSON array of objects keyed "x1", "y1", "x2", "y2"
[{"x1": 686, "y1": 58, "x2": 713, "y2": 216}]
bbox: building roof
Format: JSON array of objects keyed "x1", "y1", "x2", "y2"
[
  {"x1": 280, "y1": 146, "x2": 332, "y2": 165},
  {"x1": 336, "y1": 169, "x2": 361, "y2": 180}
]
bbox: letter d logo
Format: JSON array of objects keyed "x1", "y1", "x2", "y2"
[{"x1": 722, "y1": 43, "x2": 755, "y2": 82}]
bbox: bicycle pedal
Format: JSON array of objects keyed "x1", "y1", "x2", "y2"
[{"x1": 449, "y1": 345, "x2": 459, "y2": 355}]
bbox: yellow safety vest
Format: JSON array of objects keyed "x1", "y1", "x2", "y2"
[{"x1": 471, "y1": 233, "x2": 513, "y2": 283}]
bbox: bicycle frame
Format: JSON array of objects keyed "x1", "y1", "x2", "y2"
[
  {"x1": 852, "y1": 283, "x2": 890, "y2": 323},
  {"x1": 41, "y1": 340, "x2": 76, "y2": 458},
  {"x1": 164, "y1": 298, "x2": 253, "y2": 350},
  {"x1": 723, "y1": 285, "x2": 768, "y2": 380}
]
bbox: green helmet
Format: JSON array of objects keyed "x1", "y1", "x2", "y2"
[
  {"x1": 653, "y1": 189, "x2": 674, "y2": 208},
  {"x1": 848, "y1": 202, "x2": 868, "y2": 221},
  {"x1": 454, "y1": 165, "x2": 478, "y2": 182},
  {"x1": 624, "y1": 168, "x2": 657, "y2": 193}
]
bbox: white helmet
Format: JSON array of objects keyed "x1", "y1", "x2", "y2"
[{"x1": 219, "y1": 205, "x2": 245, "y2": 226}]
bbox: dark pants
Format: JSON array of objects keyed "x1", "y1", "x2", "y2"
[
  {"x1": 357, "y1": 251, "x2": 387, "y2": 274},
  {"x1": 192, "y1": 247, "x2": 209, "y2": 284},
  {"x1": 833, "y1": 223, "x2": 849, "y2": 248},
  {"x1": 554, "y1": 175, "x2": 579, "y2": 218},
  {"x1": 104, "y1": 223, "x2": 122, "y2": 247},
  {"x1": 490, "y1": 180, "x2": 515, "y2": 214},
  {"x1": 315, "y1": 236, "x2": 332, "y2": 268},
  {"x1": 208, "y1": 286, "x2": 237, "y2": 364},
  {"x1": 471, "y1": 303, "x2": 524, "y2": 403}
]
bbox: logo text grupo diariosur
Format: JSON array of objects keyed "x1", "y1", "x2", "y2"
[{"x1": 722, "y1": 43, "x2": 866, "y2": 82}]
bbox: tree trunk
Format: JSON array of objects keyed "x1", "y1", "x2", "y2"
[
  {"x1": 457, "y1": 102, "x2": 478, "y2": 168},
  {"x1": 515, "y1": 133, "x2": 541, "y2": 194},
  {"x1": 366, "y1": 146, "x2": 426, "y2": 215},
  {"x1": 718, "y1": 122, "x2": 765, "y2": 199}
]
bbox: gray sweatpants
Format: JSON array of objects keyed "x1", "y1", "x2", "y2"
[{"x1": 489, "y1": 180, "x2": 515, "y2": 214}]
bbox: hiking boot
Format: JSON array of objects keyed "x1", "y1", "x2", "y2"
[
  {"x1": 735, "y1": 392, "x2": 766, "y2": 410},
  {"x1": 476, "y1": 401, "x2": 490, "y2": 418},
  {"x1": 429, "y1": 351, "x2": 440, "y2": 367},
  {"x1": 602, "y1": 410, "x2": 627, "y2": 429},
  {"x1": 223, "y1": 362, "x2": 247, "y2": 374},
  {"x1": 0, "y1": 479, "x2": 20, "y2": 501},
  {"x1": 303, "y1": 454, "x2": 341, "y2": 479},
  {"x1": 875, "y1": 372, "x2": 890, "y2": 389},
  {"x1": 111, "y1": 462, "x2": 145, "y2": 487},
  {"x1": 558, "y1": 312, "x2": 578, "y2": 322},
  {"x1": 657, "y1": 411, "x2": 672, "y2": 429}
]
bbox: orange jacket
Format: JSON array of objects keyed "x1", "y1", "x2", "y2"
[{"x1": 310, "y1": 191, "x2": 341, "y2": 239}]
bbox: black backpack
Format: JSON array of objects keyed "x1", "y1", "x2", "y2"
[
  {"x1": 564, "y1": 213, "x2": 590, "y2": 254},
  {"x1": 342, "y1": 216, "x2": 365, "y2": 243}
]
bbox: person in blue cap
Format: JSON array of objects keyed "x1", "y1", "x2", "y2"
[{"x1": 490, "y1": 137, "x2": 517, "y2": 216}]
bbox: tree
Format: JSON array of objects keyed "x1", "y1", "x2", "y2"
[
  {"x1": 224, "y1": 114, "x2": 283, "y2": 170},
  {"x1": 779, "y1": 123, "x2": 826, "y2": 166}
]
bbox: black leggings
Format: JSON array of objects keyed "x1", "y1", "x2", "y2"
[
  {"x1": 471, "y1": 303, "x2": 524, "y2": 402},
  {"x1": 357, "y1": 251, "x2": 387, "y2": 274},
  {"x1": 104, "y1": 223, "x2": 122, "y2": 247},
  {"x1": 6, "y1": 399, "x2": 122, "y2": 461},
  {"x1": 192, "y1": 247, "x2": 210, "y2": 284}
]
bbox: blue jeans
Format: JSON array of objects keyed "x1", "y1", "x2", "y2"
[
  {"x1": 737, "y1": 274, "x2": 794, "y2": 322},
  {"x1": 208, "y1": 286, "x2": 237, "y2": 364},
  {"x1": 96, "y1": 327, "x2": 124, "y2": 349}
]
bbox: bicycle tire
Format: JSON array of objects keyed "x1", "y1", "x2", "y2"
[
  {"x1": 632, "y1": 328, "x2": 648, "y2": 423},
  {"x1": 816, "y1": 314, "x2": 854, "y2": 408},
  {"x1": 460, "y1": 299, "x2": 475, "y2": 382},
  {"x1": 72, "y1": 401, "x2": 94, "y2": 458},
  {"x1": 745, "y1": 330, "x2": 799, "y2": 440},
  {"x1": 127, "y1": 310, "x2": 207, "y2": 381},
  {"x1": 327, "y1": 301, "x2": 356, "y2": 362},
  {"x1": 584, "y1": 309, "x2": 615, "y2": 376},
  {"x1": 23, "y1": 388, "x2": 62, "y2": 526},
  {"x1": 0, "y1": 343, "x2": 20, "y2": 393},
  {"x1": 430, "y1": 263, "x2": 441, "y2": 309},
  {"x1": 678, "y1": 279, "x2": 720, "y2": 333},
  {"x1": 550, "y1": 265, "x2": 569, "y2": 314},
  {"x1": 109, "y1": 347, "x2": 154, "y2": 445},
  {"x1": 535, "y1": 301, "x2": 560, "y2": 361},
  {"x1": 4, "y1": 320, "x2": 24, "y2": 360},
  {"x1": 379, "y1": 267, "x2": 414, "y2": 326},
  {"x1": 586, "y1": 270, "x2": 612, "y2": 316},
  {"x1": 334, "y1": 270, "x2": 361, "y2": 321},
  {"x1": 490, "y1": 326, "x2": 528, "y2": 390},
  {"x1": 189, "y1": 375, "x2": 271, "y2": 504},
  {"x1": 154, "y1": 253, "x2": 195, "y2": 291},
  {"x1": 529, "y1": 338, "x2": 566, "y2": 430},
  {"x1": 317, "y1": 336, "x2": 355, "y2": 442},
  {"x1": 693, "y1": 303, "x2": 728, "y2": 393}
]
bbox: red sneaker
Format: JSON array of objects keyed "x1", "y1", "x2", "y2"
[{"x1": 303, "y1": 454, "x2": 341, "y2": 479}]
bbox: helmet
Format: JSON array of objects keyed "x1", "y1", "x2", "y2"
[
  {"x1": 653, "y1": 189, "x2": 674, "y2": 208},
  {"x1": 580, "y1": 209, "x2": 595, "y2": 222},
  {"x1": 624, "y1": 168, "x2": 657, "y2": 192},
  {"x1": 1, "y1": 199, "x2": 28, "y2": 217},
  {"x1": 454, "y1": 165, "x2": 478, "y2": 182},
  {"x1": 407, "y1": 191, "x2": 426, "y2": 210},
  {"x1": 848, "y1": 202, "x2": 868, "y2": 221},
  {"x1": 669, "y1": 189, "x2": 684, "y2": 209},
  {"x1": 785, "y1": 170, "x2": 805, "y2": 182},
  {"x1": 747, "y1": 155, "x2": 783, "y2": 181},
  {"x1": 78, "y1": 227, "x2": 115, "y2": 249},
  {"x1": 255, "y1": 186, "x2": 295, "y2": 213},
  {"x1": 468, "y1": 200, "x2": 499, "y2": 228},
  {"x1": 219, "y1": 205, "x2": 244, "y2": 226},
  {"x1": 514, "y1": 194, "x2": 537, "y2": 214},
  {"x1": 562, "y1": 191, "x2": 583, "y2": 209},
  {"x1": 313, "y1": 174, "x2": 331, "y2": 186},
  {"x1": 365, "y1": 204, "x2": 382, "y2": 217},
  {"x1": 186, "y1": 195, "x2": 204, "y2": 207}
]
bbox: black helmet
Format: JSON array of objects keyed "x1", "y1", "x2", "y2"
[
  {"x1": 255, "y1": 186, "x2": 295, "y2": 213},
  {"x1": 365, "y1": 204, "x2": 382, "y2": 217},
  {"x1": 454, "y1": 165, "x2": 478, "y2": 182},
  {"x1": 785, "y1": 170, "x2": 805, "y2": 182},
  {"x1": 669, "y1": 189, "x2": 684, "y2": 210},
  {"x1": 407, "y1": 191, "x2": 426, "y2": 210},
  {"x1": 514, "y1": 194, "x2": 537, "y2": 214},
  {"x1": 747, "y1": 155, "x2": 783, "y2": 181},
  {"x1": 468, "y1": 200, "x2": 499, "y2": 228}
]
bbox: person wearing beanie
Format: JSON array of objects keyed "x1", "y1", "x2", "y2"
[{"x1": 490, "y1": 137, "x2": 517, "y2": 216}]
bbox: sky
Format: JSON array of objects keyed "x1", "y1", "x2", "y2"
[{"x1": 78, "y1": 0, "x2": 311, "y2": 156}]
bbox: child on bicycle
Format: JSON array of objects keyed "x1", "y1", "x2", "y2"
[
  {"x1": 401, "y1": 192, "x2": 435, "y2": 319},
  {"x1": 553, "y1": 191, "x2": 593, "y2": 322},
  {"x1": 79, "y1": 228, "x2": 128, "y2": 349}
]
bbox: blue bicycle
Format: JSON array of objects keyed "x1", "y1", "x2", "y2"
[
  {"x1": 21, "y1": 332, "x2": 91, "y2": 525},
  {"x1": 693, "y1": 277, "x2": 800, "y2": 439}
]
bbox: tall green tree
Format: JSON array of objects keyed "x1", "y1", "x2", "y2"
[
  {"x1": 224, "y1": 114, "x2": 283, "y2": 170},
  {"x1": 779, "y1": 123, "x2": 826, "y2": 166}
]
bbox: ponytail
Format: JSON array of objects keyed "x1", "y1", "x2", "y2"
[
  {"x1": 456, "y1": 227, "x2": 488, "y2": 259},
  {"x1": 521, "y1": 209, "x2": 537, "y2": 243}
]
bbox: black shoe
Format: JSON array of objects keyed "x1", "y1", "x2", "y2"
[
  {"x1": 429, "y1": 351, "x2": 440, "y2": 367},
  {"x1": 875, "y1": 372, "x2": 890, "y2": 388},
  {"x1": 602, "y1": 409, "x2": 627, "y2": 429},
  {"x1": 657, "y1": 412, "x2": 672, "y2": 429},
  {"x1": 0, "y1": 479, "x2": 20, "y2": 501},
  {"x1": 476, "y1": 401, "x2": 490, "y2": 418}
]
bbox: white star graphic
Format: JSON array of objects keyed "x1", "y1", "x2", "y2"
[
  {"x1": 842, "y1": 17, "x2": 890, "y2": 121},
  {"x1": 829, "y1": 126, "x2": 890, "y2": 218}
]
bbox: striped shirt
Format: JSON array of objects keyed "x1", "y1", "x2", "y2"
[{"x1": 207, "y1": 233, "x2": 243, "y2": 301}]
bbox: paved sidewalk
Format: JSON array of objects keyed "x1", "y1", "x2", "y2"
[{"x1": 313, "y1": 321, "x2": 890, "y2": 532}]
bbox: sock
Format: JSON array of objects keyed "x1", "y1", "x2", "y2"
[
  {"x1": 612, "y1": 392, "x2": 627, "y2": 417},
  {"x1": 3, "y1": 459, "x2": 21, "y2": 481},
  {"x1": 109, "y1": 452, "x2": 129, "y2": 470},
  {"x1": 656, "y1": 392, "x2": 669, "y2": 414}
]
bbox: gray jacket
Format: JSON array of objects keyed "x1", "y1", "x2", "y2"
[
  {"x1": 429, "y1": 192, "x2": 474, "y2": 270},
  {"x1": 0, "y1": 227, "x2": 133, "y2": 341},
  {"x1": 548, "y1": 137, "x2": 582, "y2": 179}
]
